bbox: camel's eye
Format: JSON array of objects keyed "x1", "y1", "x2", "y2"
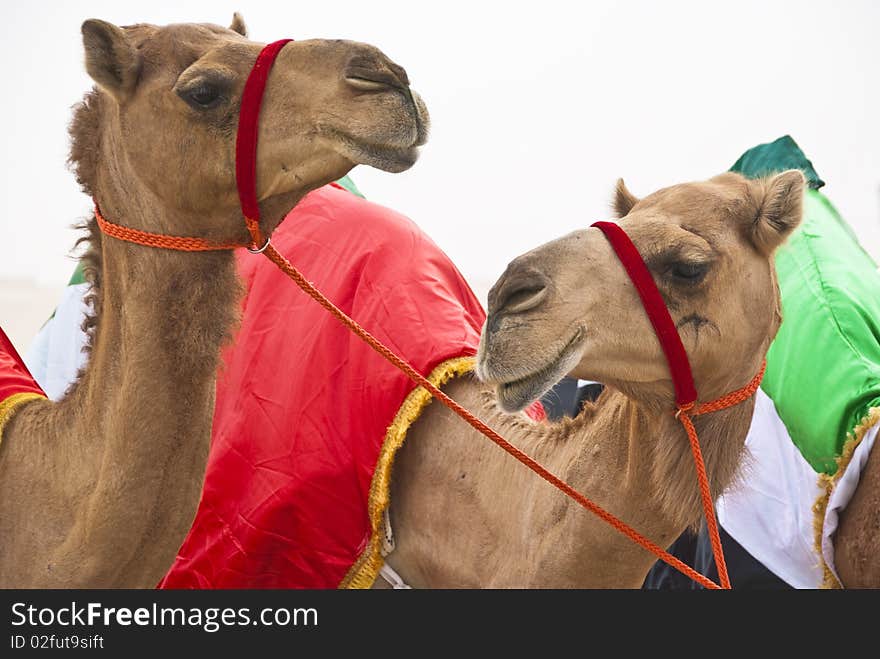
[
  {"x1": 181, "y1": 83, "x2": 222, "y2": 109},
  {"x1": 177, "y1": 76, "x2": 229, "y2": 110},
  {"x1": 670, "y1": 261, "x2": 709, "y2": 283}
]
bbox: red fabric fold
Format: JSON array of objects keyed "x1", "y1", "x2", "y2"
[
  {"x1": 161, "y1": 185, "x2": 495, "y2": 588},
  {"x1": 0, "y1": 327, "x2": 45, "y2": 405}
]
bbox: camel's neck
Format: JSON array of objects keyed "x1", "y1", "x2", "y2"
[
  {"x1": 0, "y1": 119, "x2": 241, "y2": 587},
  {"x1": 82, "y1": 112, "x2": 242, "y2": 429},
  {"x1": 72, "y1": 233, "x2": 238, "y2": 560},
  {"x1": 75, "y1": 235, "x2": 240, "y2": 454},
  {"x1": 509, "y1": 386, "x2": 755, "y2": 587},
  {"x1": 390, "y1": 370, "x2": 758, "y2": 588}
]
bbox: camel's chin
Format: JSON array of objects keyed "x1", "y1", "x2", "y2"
[
  {"x1": 349, "y1": 143, "x2": 420, "y2": 173},
  {"x1": 326, "y1": 123, "x2": 423, "y2": 173},
  {"x1": 496, "y1": 374, "x2": 558, "y2": 413},
  {"x1": 493, "y1": 333, "x2": 586, "y2": 413}
]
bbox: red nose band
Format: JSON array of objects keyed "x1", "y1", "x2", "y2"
[
  {"x1": 94, "y1": 38, "x2": 296, "y2": 254},
  {"x1": 591, "y1": 221, "x2": 698, "y2": 407},
  {"x1": 235, "y1": 38, "x2": 294, "y2": 250}
]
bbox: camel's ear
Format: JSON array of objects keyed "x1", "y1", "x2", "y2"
[
  {"x1": 229, "y1": 13, "x2": 248, "y2": 37},
  {"x1": 751, "y1": 170, "x2": 805, "y2": 255},
  {"x1": 613, "y1": 178, "x2": 639, "y2": 218},
  {"x1": 81, "y1": 19, "x2": 139, "y2": 101}
]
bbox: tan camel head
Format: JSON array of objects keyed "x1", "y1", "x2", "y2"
[
  {"x1": 478, "y1": 170, "x2": 805, "y2": 412},
  {"x1": 77, "y1": 14, "x2": 429, "y2": 241}
]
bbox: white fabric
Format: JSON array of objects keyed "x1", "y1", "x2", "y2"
[
  {"x1": 378, "y1": 508, "x2": 410, "y2": 588},
  {"x1": 381, "y1": 507, "x2": 396, "y2": 556},
  {"x1": 821, "y1": 423, "x2": 879, "y2": 585},
  {"x1": 716, "y1": 390, "x2": 825, "y2": 588},
  {"x1": 378, "y1": 563, "x2": 411, "y2": 589},
  {"x1": 23, "y1": 283, "x2": 90, "y2": 401}
]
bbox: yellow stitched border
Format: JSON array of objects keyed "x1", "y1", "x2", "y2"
[
  {"x1": 812, "y1": 406, "x2": 880, "y2": 589},
  {"x1": 0, "y1": 392, "x2": 46, "y2": 450},
  {"x1": 339, "y1": 356, "x2": 476, "y2": 589}
]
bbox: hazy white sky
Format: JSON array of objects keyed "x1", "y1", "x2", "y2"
[{"x1": 2, "y1": 0, "x2": 878, "y2": 304}]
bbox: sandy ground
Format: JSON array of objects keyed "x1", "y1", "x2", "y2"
[{"x1": 0, "y1": 278, "x2": 66, "y2": 356}]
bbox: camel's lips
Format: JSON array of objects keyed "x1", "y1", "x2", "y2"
[
  {"x1": 349, "y1": 141, "x2": 421, "y2": 173},
  {"x1": 324, "y1": 127, "x2": 422, "y2": 173},
  {"x1": 493, "y1": 329, "x2": 586, "y2": 413}
]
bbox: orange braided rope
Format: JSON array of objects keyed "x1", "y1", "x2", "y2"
[
  {"x1": 674, "y1": 361, "x2": 766, "y2": 590},
  {"x1": 95, "y1": 206, "x2": 244, "y2": 252},
  {"x1": 95, "y1": 204, "x2": 765, "y2": 589}
]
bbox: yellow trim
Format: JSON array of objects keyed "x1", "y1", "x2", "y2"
[
  {"x1": 339, "y1": 356, "x2": 476, "y2": 589},
  {"x1": 812, "y1": 406, "x2": 880, "y2": 589},
  {"x1": 0, "y1": 392, "x2": 46, "y2": 450}
]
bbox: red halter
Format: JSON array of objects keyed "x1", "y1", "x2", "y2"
[
  {"x1": 94, "y1": 39, "x2": 294, "y2": 250},
  {"x1": 592, "y1": 220, "x2": 766, "y2": 589},
  {"x1": 236, "y1": 38, "x2": 293, "y2": 252},
  {"x1": 591, "y1": 221, "x2": 697, "y2": 408}
]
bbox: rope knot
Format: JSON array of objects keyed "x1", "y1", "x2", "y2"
[
  {"x1": 244, "y1": 216, "x2": 265, "y2": 252},
  {"x1": 674, "y1": 401, "x2": 696, "y2": 419}
]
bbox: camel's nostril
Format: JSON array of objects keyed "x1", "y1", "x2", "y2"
[
  {"x1": 491, "y1": 269, "x2": 551, "y2": 318},
  {"x1": 344, "y1": 65, "x2": 407, "y2": 92},
  {"x1": 501, "y1": 285, "x2": 549, "y2": 315},
  {"x1": 483, "y1": 275, "x2": 549, "y2": 355},
  {"x1": 345, "y1": 76, "x2": 393, "y2": 92},
  {"x1": 488, "y1": 268, "x2": 551, "y2": 316}
]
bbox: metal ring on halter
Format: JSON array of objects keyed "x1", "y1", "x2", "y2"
[
  {"x1": 247, "y1": 236, "x2": 271, "y2": 254},
  {"x1": 674, "y1": 401, "x2": 695, "y2": 419}
]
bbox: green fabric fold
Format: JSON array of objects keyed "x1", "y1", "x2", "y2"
[{"x1": 730, "y1": 134, "x2": 824, "y2": 190}]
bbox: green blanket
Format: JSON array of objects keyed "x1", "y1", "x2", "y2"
[{"x1": 732, "y1": 135, "x2": 880, "y2": 474}]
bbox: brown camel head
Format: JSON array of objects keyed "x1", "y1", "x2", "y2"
[
  {"x1": 76, "y1": 14, "x2": 429, "y2": 242},
  {"x1": 478, "y1": 171, "x2": 804, "y2": 412}
]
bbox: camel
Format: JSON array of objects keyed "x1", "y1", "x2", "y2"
[
  {"x1": 0, "y1": 15, "x2": 429, "y2": 587},
  {"x1": 835, "y1": 439, "x2": 880, "y2": 587},
  {"x1": 384, "y1": 170, "x2": 806, "y2": 587}
]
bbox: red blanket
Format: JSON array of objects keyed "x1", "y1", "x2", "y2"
[
  {"x1": 0, "y1": 328, "x2": 46, "y2": 437},
  {"x1": 161, "y1": 184, "x2": 527, "y2": 588}
]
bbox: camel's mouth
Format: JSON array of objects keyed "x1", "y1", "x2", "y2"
[
  {"x1": 323, "y1": 125, "x2": 423, "y2": 173},
  {"x1": 324, "y1": 91, "x2": 429, "y2": 173},
  {"x1": 494, "y1": 330, "x2": 586, "y2": 413},
  {"x1": 344, "y1": 140, "x2": 421, "y2": 173}
]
